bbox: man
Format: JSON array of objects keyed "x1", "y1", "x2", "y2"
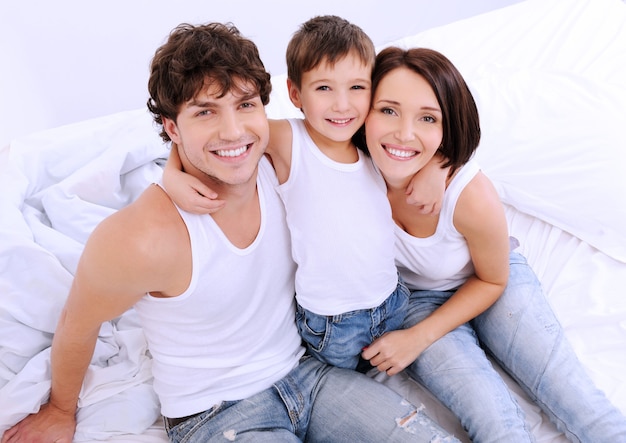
[{"x1": 1, "y1": 22, "x2": 457, "y2": 442}]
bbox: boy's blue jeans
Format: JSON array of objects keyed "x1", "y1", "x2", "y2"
[
  {"x1": 295, "y1": 280, "x2": 410, "y2": 370},
  {"x1": 164, "y1": 356, "x2": 459, "y2": 442},
  {"x1": 404, "y1": 251, "x2": 626, "y2": 443}
]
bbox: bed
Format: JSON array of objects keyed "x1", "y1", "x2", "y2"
[{"x1": 1, "y1": 0, "x2": 625, "y2": 441}]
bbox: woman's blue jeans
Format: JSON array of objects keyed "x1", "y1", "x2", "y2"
[{"x1": 404, "y1": 251, "x2": 626, "y2": 443}]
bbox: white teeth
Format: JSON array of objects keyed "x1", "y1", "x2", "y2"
[
  {"x1": 329, "y1": 118, "x2": 351, "y2": 124},
  {"x1": 215, "y1": 146, "x2": 247, "y2": 157},
  {"x1": 386, "y1": 147, "x2": 416, "y2": 158}
]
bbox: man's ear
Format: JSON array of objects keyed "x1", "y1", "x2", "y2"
[
  {"x1": 287, "y1": 78, "x2": 303, "y2": 110},
  {"x1": 163, "y1": 117, "x2": 181, "y2": 144}
]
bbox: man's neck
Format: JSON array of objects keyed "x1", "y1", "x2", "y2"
[{"x1": 199, "y1": 170, "x2": 261, "y2": 249}]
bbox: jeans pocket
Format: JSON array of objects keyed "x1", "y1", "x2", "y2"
[{"x1": 296, "y1": 306, "x2": 329, "y2": 353}]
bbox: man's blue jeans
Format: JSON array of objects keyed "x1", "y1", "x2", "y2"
[
  {"x1": 165, "y1": 356, "x2": 459, "y2": 442},
  {"x1": 404, "y1": 251, "x2": 626, "y2": 443}
]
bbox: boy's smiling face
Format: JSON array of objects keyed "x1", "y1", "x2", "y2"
[{"x1": 288, "y1": 51, "x2": 372, "y2": 152}]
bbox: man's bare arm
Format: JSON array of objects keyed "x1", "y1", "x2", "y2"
[{"x1": 2, "y1": 186, "x2": 189, "y2": 443}]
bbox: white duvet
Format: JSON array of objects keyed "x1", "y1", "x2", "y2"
[{"x1": 1, "y1": 0, "x2": 625, "y2": 441}]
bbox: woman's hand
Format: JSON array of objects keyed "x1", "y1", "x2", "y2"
[{"x1": 362, "y1": 326, "x2": 431, "y2": 376}]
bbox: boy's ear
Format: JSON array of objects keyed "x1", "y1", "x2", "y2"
[
  {"x1": 163, "y1": 117, "x2": 181, "y2": 144},
  {"x1": 287, "y1": 78, "x2": 303, "y2": 109}
]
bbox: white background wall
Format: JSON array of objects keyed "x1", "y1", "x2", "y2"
[{"x1": 0, "y1": 0, "x2": 522, "y2": 147}]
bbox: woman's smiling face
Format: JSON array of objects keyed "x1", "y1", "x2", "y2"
[{"x1": 365, "y1": 67, "x2": 443, "y2": 189}]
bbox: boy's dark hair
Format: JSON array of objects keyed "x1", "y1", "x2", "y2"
[
  {"x1": 147, "y1": 22, "x2": 272, "y2": 142},
  {"x1": 357, "y1": 46, "x2": 480, "y2": 174},
  {"x1": 286, "y1": 15, "x2": 375, "y2": 89}
]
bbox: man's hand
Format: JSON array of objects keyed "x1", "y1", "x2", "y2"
[{"x1": 1, "y1": 402, "x2": 76, "y2": 443}]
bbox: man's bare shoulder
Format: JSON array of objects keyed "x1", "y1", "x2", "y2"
[
  {"x1": 96, "y1": 184, "x2": 182, "y2": 240},
  {"x1": 82, "y1": 184, "x2": 191, "y2": 295}
]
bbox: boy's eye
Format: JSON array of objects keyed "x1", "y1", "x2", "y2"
[
  {"x1": 317, "y1": 85, "x2": 330, "y2": 91},
  {"x1": 351, "y1": 85, "x2": 366, "y2": 90}
]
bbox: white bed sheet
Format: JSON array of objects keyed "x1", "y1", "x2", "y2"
[{"x1": 1, "y1": 0, "x2": 625, "y2": 441}]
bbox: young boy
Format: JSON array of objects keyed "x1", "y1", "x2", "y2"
[{"x1": 164, "y1": 16, "x2": 444, "y2": 370}]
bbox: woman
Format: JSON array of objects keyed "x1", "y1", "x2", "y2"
[{"x1": 359, "y1": 46, "x2": 626, "y2": 443}]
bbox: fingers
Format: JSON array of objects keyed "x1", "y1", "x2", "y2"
[
  {"x1": 404, "y1": 200, "x2": 441, "y2": 216},
  {"x1": 190, "y1": 198, "x2": 226, "y2": 214},
  {"x1": 1, "y1": 424, "x2": 17, "y2": 442},
  {"x1": 362, "y1": 347, "x2": 397, "y2": 376},
  {"x1": 195, "y1": 186, "x2": 218, "y2": 200}
]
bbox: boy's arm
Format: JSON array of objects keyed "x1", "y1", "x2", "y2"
[
  {"x1": 266, "y1": 119, "x2": 293, "y2": 184},
  {"x1": 163, "y1": 143, "x2": 225, "y2": 214},
  {"x1": 405, "y1": 154, "x2": 450, "y2": 215}
]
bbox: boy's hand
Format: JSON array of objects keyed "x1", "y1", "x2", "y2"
[
  {"x1": 174, "y1": 179, "x2": 226, "y2": 214},
  {"x1": 163, "y1": 143, "x2": 225, "y2": 214},
  {"x1": 405, "y1": 154, "x2": 449, "y2": 216},
  {"x1": 405, "y1": 176, "x2": 444, "y2": 215}
]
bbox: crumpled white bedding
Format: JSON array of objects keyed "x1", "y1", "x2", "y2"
[
  {"x1": 0, "y1": 110, "x2": 168, "y2": 440},
  {"x1": 1, "y1": 0, "x2": 625, "y2": 441}
]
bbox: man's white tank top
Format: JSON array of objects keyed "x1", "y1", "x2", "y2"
[
  {"x1": 134, "y1": 157, "x2": 304, "y2": 418},
  {"x1": 276, "y1": 119, "x2": 398, "y2": 315},
  {"x1": 394, "y1": 159, "x2": 480, "y2": 292}
]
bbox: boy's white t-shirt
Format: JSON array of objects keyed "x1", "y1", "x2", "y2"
[{"x1": 276, "y1": 118, "x2": 398, "y2": 315}]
